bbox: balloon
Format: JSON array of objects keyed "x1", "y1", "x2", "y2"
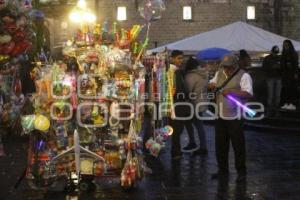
[
  {"x1": 20, "y1": 0, "x2": 32, "y2": 12},
  {"x1": 3, "y1": 41, "x2": 15, "y2": 54},
  {"x1": 16, "y1": 15, "x2": 27, "y2": 28},
  {"x1": 4, "y1": 23, "x2": 18, "y2": 34},
  {"x1": 138, "y1": 0, "x2": 166, "y2": 22},
  {"x1": 13, "y1": 31, "x2": 26, "y2": 43},
  {"x1": 0, "y1": 35, "x2": 12, "y2": 44},
  {"x1": 21, "y1": 115, "x2": 36, "y2": 133},
  {"x1": 0, "y1": 55, "x2": 9, "y2": 62},
  {"x1": 29, "y1": 9, "x2": 45, "y2": 19},
  {"x1": 163, "y1": 125, "x2": 173, "y2": 136},
  {"x1": 10, "y1": 40, "x2": 31, "y2": 56},
  {"x1": 34, "y1": 115, "x2": 50, "y2": 132},
  {"x1": 0, "y1": 0, "x2": 8, "y2": 11},
  {"x1": 149, "y1": 142, "x2": 161, "y2": 157}
]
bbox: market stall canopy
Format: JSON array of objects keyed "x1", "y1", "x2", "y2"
[{"x1": 149, "y1": 21, "x2": 300, "y2": 53}]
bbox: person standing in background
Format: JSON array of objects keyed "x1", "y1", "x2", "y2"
[
  {"x1": 238, "y1": 49, "x2": 251, "y2": 70},
  {"x1": 262, "y1": 46, "x2": 282, "y2": 115},
  {"x1": 281, "y1": 40, "x2": 299, "y2": 111},
  {"x1": 183, "y1": 57, "x2": 208, "y2": 155},
  {"x1": 169, "y1": 50, "x2": 194, "y2": 160}
]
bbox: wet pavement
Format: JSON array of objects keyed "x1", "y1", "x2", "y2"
[{"x1": 1, "y1": 125, "x2": 300, "y2": 200}]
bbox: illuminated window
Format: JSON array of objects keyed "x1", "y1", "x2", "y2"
[
  {"x1": 183, "y1": 6, "x2": 192, "y2": 20},
  {"x1": 117, "y1": 7, "x2": 127, "y2": 21},
  {"x1": 247, "y1": 6, "x2": 256, "y2": 20}
]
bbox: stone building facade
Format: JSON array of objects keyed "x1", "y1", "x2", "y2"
[{"x1": 43, "y1": 0, "x2": 300, "y2": 52}]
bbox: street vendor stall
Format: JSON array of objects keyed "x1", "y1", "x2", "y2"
[{"x1": 20, "y1": 0, "x2": 170, "y2": 191}]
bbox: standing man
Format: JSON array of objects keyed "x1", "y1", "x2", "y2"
[
  {"x1": 209, "y1": 54, "x2": 253, "y2": 182},
  {"x1": 262, "y1": 46, "x2": 281, "y2": 115},
  {"x1": 169, "y1": 50, "x2": 194, "y2": 160}
]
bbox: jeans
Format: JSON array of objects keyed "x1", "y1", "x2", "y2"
[
  {"x1": 171, "y1": 119, "x2": 194, "y2": 157},
  {"x1": 171, "y1": 103, "x2": 194, "y2": 157},
  {"x1": 215, "y1": 119, "x2": 246, "y2": 174},
  {"x1": 186, "y1": 114, "x2": 207, "y2": 150},
  {"x1": 266, "y1": 78, "x2": 281, "y2": 108}
]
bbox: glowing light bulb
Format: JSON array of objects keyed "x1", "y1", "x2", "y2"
[
  {"x1": 83, "y1": 12, "x2": 96, "y2": 23},
  {"x1": 69, "y1": 11, "x2": 81, "y2": 23},
  {"x1": 77, "y1": 0, "x2": 86, "y2": 9}
]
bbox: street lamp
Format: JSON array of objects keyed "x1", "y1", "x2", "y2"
[{"x1": 69, "y1": 0, "x2": 96, "y2": 23}]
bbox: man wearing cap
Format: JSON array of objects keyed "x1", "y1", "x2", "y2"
[
  {"x1": 209, "y1": 54, "x2": 253, "y2": 182},
  {"x1": 262, "y1": 46, "x2": 282, "y2": 114}
]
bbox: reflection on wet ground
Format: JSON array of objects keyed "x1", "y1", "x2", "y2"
[{"x1": 1, "y1": 125, "x2": 300, "y2": 200}]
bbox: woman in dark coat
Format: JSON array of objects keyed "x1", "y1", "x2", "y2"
[
  {"x1": 280, "y1": 40, "x2": 299, "y2": 110},
  {"x1": 183, "y1": 57, "x2": 208, "y2": 155}
]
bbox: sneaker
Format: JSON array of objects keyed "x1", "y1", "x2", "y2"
[
  {"x1": 182, "y1": 143, "x2": 198, "y2": 151},
  {"x1": 288, "y1": 104, "x2": 297, "y2": 111},
  {"x1": 281, "y1": 104, "x2": 289, "y2": 109}
]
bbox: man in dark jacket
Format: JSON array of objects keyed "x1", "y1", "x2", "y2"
[
  {"x1": 262, "y1": 46, "x2": 281, "y2": 113},
  {"x1": 169, "y1": 50, "x2": 194, "y2": 160}
]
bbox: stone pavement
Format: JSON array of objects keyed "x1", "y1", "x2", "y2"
[{"x1": 1, "y1": 125, "x2": 300, "y2": 200}]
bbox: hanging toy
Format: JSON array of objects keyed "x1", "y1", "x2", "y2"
[
  {"x1": 112, "y1": 21, "x2": 119, "y2": 43},
  {"x1": 119, "y1": 29, "x2": 129, "y2": 49},
  {"x1": 121, "y1": 152, "x2": 138, "y2": 187},
  {"x1": 130, "y1": 25, "x2": 143, "y2": 42},
  {"x1": 12, "y1": 70, "x2": 22, "y2": 96}
]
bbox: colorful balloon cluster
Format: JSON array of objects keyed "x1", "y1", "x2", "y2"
[
  {"x1": 145, "y1": 125, "x2": 173, "y2": 157},
  {"x1": 21, "y1": 114, "x2": 50, "y2": 133},
  {"x1": 0, "y1": 0, "x2": 38, "y2": 63}
]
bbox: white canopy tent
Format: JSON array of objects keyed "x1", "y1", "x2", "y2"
[{"x1": 149, "y1": 21, "x2": 300, "y2": 53}]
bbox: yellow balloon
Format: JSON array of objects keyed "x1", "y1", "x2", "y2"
[
  {"x1": 34, "y1": 115, "x2": 50, "y2": 132},
  {"x1": 0, "y1": 55, "x2": 9, "y2": 62}
]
